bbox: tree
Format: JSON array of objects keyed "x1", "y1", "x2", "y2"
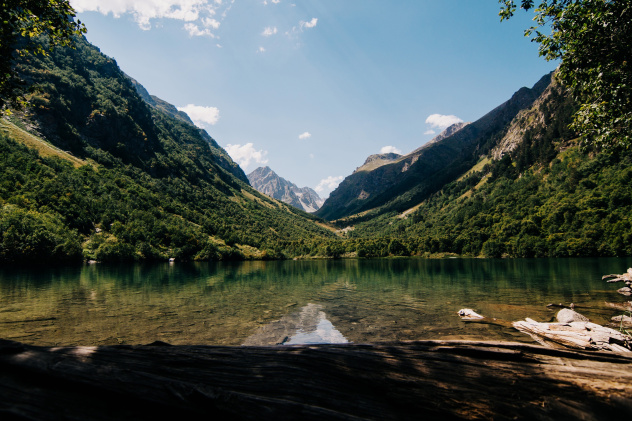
[
  {"x1": 0, "y1": 0, "x2": 85, "y2": 112},
  {"x1": 500, "y1": 0, "x2": 632, "y2": 148}
]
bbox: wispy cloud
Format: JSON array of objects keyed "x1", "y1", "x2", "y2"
[
  {"x1": 177, "y1": 104, "x2": 220, "y2": 127},
  {"x1": 257, "y1": 46, "x2": 266, "y2": 53},
  {"x1": 380, "y1": 145, "x2": 401, "y2": 154},
  {"x1": 298, "y1": 131, "x2": 311, "y2": 140},
  {"x1": 224, "y1": 143, "x2": 269, "y2": 170},
  {"x1": 301, "y1": 18, "x2": 318, "y2": 29},
  {"x1": 315, "y1": 175, "x2": 343, "y2": 197},
  {"x1": 286, "y1": 16, "x2": 318, "y2": 40},
  {"x1": 71, "y1": 0, "x2": 233, "y2": 36},
  {"x1": 425, "y1": 114, "x2": 463, "y2": 130},
  {"x1": 262, "y1": 26, "x2": 278, "y2": 36}
]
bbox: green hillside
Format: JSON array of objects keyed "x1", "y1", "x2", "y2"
[
  {"x1": 0, "y1": 35, "x2": 336, "y2": 264},
  {"x1": 335, "y1": 78, "x2": 632, "y2": 258}
]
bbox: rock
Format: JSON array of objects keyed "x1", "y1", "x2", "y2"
[
  {"x1": 556, "y1": 309, "x2": 589, "y2": 324},
  {"x1": 612, "y1": 315, "x2": 632, "y2": 329}
]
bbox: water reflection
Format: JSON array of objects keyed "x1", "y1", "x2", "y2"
[
  {"x1": 243, "y1": 303, "x2": 348, "y2": 346},
  {"x1": 0, "y1": 257, "x2": 630, "y2": 347}
]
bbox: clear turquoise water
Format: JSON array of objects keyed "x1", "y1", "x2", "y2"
[{"x1": 0, "y1": 257, "x2": 630, "y2": 346}]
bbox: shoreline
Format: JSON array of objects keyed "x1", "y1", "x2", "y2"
[{"x1": 2, "y1": 338, "x2": 631, "y2": 420}]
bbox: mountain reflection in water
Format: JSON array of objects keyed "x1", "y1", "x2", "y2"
[
  {"x1": 243, "y1": 303, "x2": 348, "y2": 346},
  {"x1": 1, "y1": 258, "x2": 631, "y2": 347}
]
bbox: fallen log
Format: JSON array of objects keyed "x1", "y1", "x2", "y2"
[
  {"x1": 458, "y1": 308, "x2": 632, "y2": 353},
  {"x1": 1, "y1": 338, "x2": 632, "y2": 420},
  {"x1": 512, "y1": 318, "x2": 631, "y2": 352},
  {"x1": 604, "y1": 268, "x2": 632, "y2": 296}
]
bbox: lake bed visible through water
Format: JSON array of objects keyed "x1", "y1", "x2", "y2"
[{"x1": 1, "y1": 257, "x2": 630, "y2": 347}]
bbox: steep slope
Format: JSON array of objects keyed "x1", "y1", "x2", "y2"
[
  {"x1": 247, "y1": 166, "x2": 324, "y2": 212},
  {"x1": 340, "y1": 74, "x2": 632, "y2": 258},
  {"x1": 316, "y1": 73, "x2": 553, "y2": 221},
  {"x1": 0, "y1": 34, "x2": 335, "y2": 264},
  {"x1": 353, "y1": 153, "x2": 402, "y2": 174}
]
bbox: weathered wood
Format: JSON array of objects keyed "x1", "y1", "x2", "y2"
[
  {"x1": 457, "y1": 309, "x2": 514, "y2": 328},
  {"x1": 1, "y1": 339, "x2": 632, "y2": 420},
  {"x1": 512, "y1": 318, "x2": 631, "y2": 352},
  {"x1": 604, "y1": 269, "x2": 632, "y2": 295},
  {"x1": 459, "y1": 308, "x2": 631, "y2": 352}
]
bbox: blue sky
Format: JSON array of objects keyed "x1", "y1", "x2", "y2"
[{"x1": 71, "y1": 0, "x2": 557, "y2": 197}]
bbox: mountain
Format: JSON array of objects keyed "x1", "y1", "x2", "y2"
[
  {"x1": 353, "y1": 153, "x2": 402, "y2": 174},
  {"x1": 247, "y1": 167, "x2": 324, "y2": 212},
  {"x1": 315, "y1": 73, "x2": 553, "y2": 221},
  {"x1": 0, "y1": 34, "x2": 336, "y2": 264},
  {"x1": 331, "y1": 73, "x2": 632, "y2": 258}
]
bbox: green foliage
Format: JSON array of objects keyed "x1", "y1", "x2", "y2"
[
  {"x1": 0, "y1": 0, "x2": 86, "y2": 111},
  {"x1": 500, "y1": 0, "x2": 632, "y2": 148},
  {"x1": 0, "y1": 127, "x2": 334, "y2": 264},
  {"x1": 348, "y1": 80, "x2": 632, "y2": 258},
  {"x1": 0, "y1": 203, "x2": 83, "y2": 264}
]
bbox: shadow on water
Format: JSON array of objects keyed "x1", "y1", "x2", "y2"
[{"x1": 0, "y1": 257, "x2": 630, "y2": 346}]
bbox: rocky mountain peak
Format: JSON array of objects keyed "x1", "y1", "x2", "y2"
[
  {"x1": 248, "y1": 167, "x2": 324, "y2": 213},
  {"x1": 354, "y1": 152, "x2": 402, "y2": 173}
]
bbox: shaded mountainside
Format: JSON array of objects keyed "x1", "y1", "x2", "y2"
[
  {"x1": 332, "y1": 75, "x2": 632, "y2": 258},
  {"x1": 0, "y1": 35, "x2": 335, "y2": 264},
  {"x1": 316, "y1": 73, "x2": 553, "y2": 221},
  {"x1": 247, "y1": 166, "x2": 324, "y2": 213}
]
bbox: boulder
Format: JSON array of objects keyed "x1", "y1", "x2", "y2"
[{"x1": 556, "y1": 308, "x2": 589, "y2": 324}]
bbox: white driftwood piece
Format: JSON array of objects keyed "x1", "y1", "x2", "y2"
[
  {"x1": 603, "y1": 268, "x2": 632, "y2": 284},
  {"x1": 457, "y1": 309, "x2": 485, "y2": 320},
  {"x1": 512, "y1": 318, "x2": 631, "y2": 353}
]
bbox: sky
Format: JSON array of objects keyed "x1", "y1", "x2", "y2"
[{"x1": 70, "y1": 0, "x2": 557, "y2": 197}]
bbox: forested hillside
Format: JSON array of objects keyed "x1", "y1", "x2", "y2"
[
  {"x1": 0, "y1": 35, "x2": 336, "y2": 264},
  {"x1": 330, "y1": 77, "x2": 632, "y2": 258}
]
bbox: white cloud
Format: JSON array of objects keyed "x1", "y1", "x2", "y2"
[
  {"x1": 257, "y1": 46, "x2": 266, "y2": 53},
  {"x1": 379, "y1": 145, "x2": 401, "y2": 154},
  {"x1": 298, "y1": 131, "x2": 311, "y2": 140},
  {"x1": 262, "y1": 26, "x2": 277, "y2": 36},
  {"x1": 202, "y1": 17, "x2": 220, "y2": 29},
  {"x1": 424, "y1": 129, "x2": 436, "y2": 135},
  {"x1": 177, "y1": 104, "x2": 220, "y2": 127},
  {"x1": 301, "y1": 18, "x2": 318, "y2": 29},
  {"x1": 425, "y1": 114, "x2": 464, "y2": 130},
  {"x1": 286, "y1": 16, "x2": 318, "y2": 39},
  {"x1": 71, "y1": 0, "x2": 232, "y2": 36},
  {"x1": 184, "y1": 23, "x2": 213, "y2": 37},
  {"x1": 315, "y1": 175, "x2": 343, "y2": 197},
  {"x1": 224, "y1": 143, "x2": 269, "y2": 169}
]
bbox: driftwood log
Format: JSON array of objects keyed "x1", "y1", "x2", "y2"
[
  {"x1": 1, "y1": 339, "x2": 632, "y2": 420},
  {"x1": 603, "y1": 268, "x2": 632, "y2": 295},
  {"x1": 458, "y1": 308, "x2": 632, "y2": 352}
]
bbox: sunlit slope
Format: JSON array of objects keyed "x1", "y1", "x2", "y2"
[
  {"x1": 1, "y1": 35, "x2": 335, "y2": 263},
  {"x1": 316, "y1": 73, "x2": 553, "y2": 221}
]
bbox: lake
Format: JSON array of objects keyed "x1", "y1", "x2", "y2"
[{"x1": 1, "y1": 257, "x2": 631, "y2": 347}]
